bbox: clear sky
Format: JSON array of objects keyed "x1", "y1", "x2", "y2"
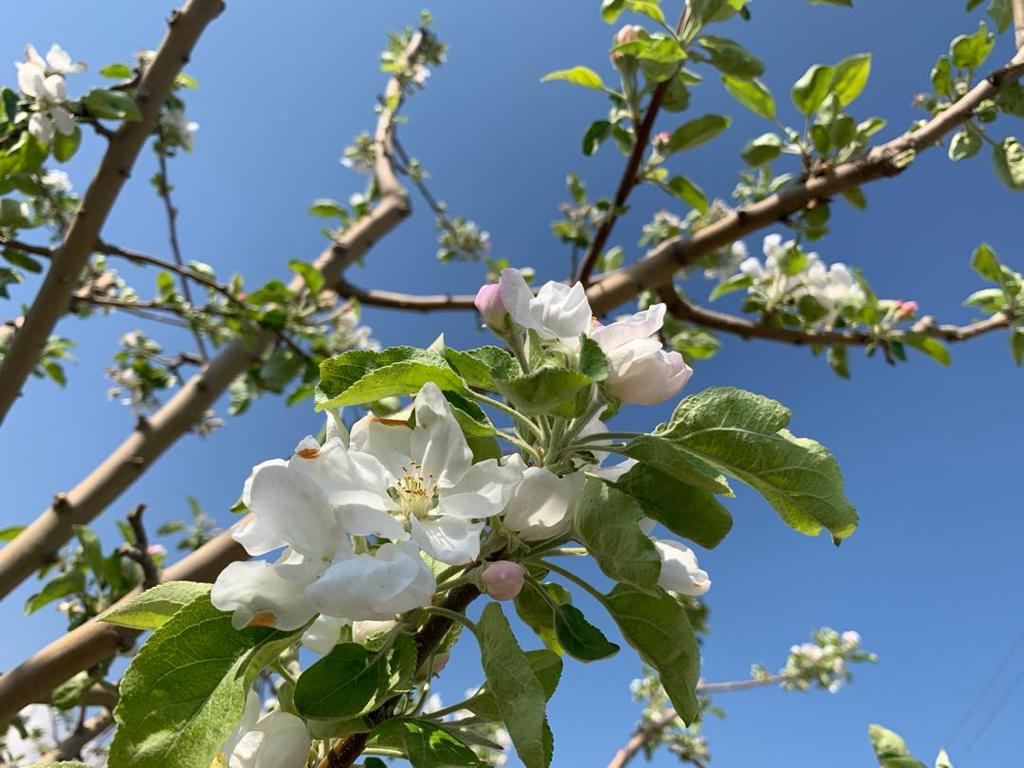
[{"x1": 1, "y1": 2, "x2": 1022, "y2": 767}]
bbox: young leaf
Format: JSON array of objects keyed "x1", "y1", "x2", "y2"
[
  {"x1": 612, "y1": 462, "x2": 734, "y2": 549},
  {"x1": 1011, "y1": 328, "x2": 1024, "y2": 366},
  {"x1": 992, "y1": 137, "x2": 1024, "y2": 190},
  {"x1": 792, "y1": 64, "x2": 835, "y2": 115},
  {"x1": 666, "y1": 175, "x2": 709, "y2": 214},
  {"x1": 573, "y1": 478, "x2": 661, "y2": 591},
  {"x1": 970, "y1": 243, "x2": 1003, "y2": 281},
  {"x1": 515, "y1": 581, "x2": 571, "y2": 653},
  {"x1": 867, "y1": 724, "x2": 927, "y2": 768},
  {"x1": 902, "y1": 334, "x2": 951, "y2": 366},
  {"x1": 465, "y1": 648, "x2": 563, "y2": 720},
  {"x1": 99, "y1": 581, "x2": 211, "y2": 630},
  {"x1": 553, "y1": 604, "x2": 620, "y2": 662},
  {"x1": 496, "y1": 368, "x2": 592, "y2": 415},
  {"x1": 372, "y1": 720, "x2": 483, "y2": 768},
  {"x1": 477, "y1": 603, "x2": 551, "y2": 768},
  {"x1": 443, "y1": 346, "x2": 521, "y2": 391},
  {"x1": 541, "y1": 66, "x2": 606, "y2": 91},
  {"x1": 830, "y1": 53, "x2": 871, "y2": 106},
  {"x1": 25, "y1": 571, "x2": 85, "y2": 615},
  {"x1": 722, "y1": 76, "x2": 776, "y2": 119},
  {"x1": 950, "y1": 22, "x2": 995, "y2": 69},
  {"x1": 316, "y1": 347, "x2": 468, "y2": 409},
  {"x1": 698, "y1": 36, "x2": 764, "y2": 78},
  {"x1": 605, "y1": 583, "x2": 701, "y2": 724},
  {"x1": 615, "y1": 434, "x2": 733, "y2": 495},
  {"x1": 110, "y1": 595, "x2": 283, "y2": 768},
  {"x1": 669, "y1": 114, "x2": 731, "y2": 153},
  {"x1": 655, "y1": 387, "x2": 858, "y2": 540},
  {"x1": 741, "y1": 133, "x2": 783, "y2": 166},
  {"x1": 83, "y1": 88, "x2": 143, "y2": 121}
]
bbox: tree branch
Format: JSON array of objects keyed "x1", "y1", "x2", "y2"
[
  {"x1": 114, "y1": 504, "x2": 160, "y2": 589},
  {"x1": 584, "y1": 48, "x2": 1024, "y2": 316},
  {"x1": 606, "y1": 675, "x2": 787, "y2": 768},
  {"x1": 0, "y1": 32, "x2": 427, "y2": 603},
  {"x1": 0, "y1": 0, "x2": 226, "y2": 425},
  {"x1": 657, "y1": 286, "x2": 1012, "y2": 348},
  {"x1": 576, "y1": 7, "x2": 688, "y2": 285},
  {"x1": 335, "y1": 278, "x2": 476, "y2": 312},
  {"x1": 1013, "y1": 0, "x2": 1024, "y2": 49},
  {"x1": 37, "y1": 708, "x2": 115, "y2": 764},
  {"x1": 0, "y1": 522, "x2": 247, "y2": 723}
]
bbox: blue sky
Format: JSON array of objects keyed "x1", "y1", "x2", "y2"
[{"x1": 2, "y1": 1, "x2": 1023, "y2": 766}]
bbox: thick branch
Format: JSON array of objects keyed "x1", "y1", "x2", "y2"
[
  {"x1": 585, "y1": 49, "x2": 1024, "y2": 316},
  {"x1": 335, "y1": 278, "x2": 476, "y2": 312},
  {"x1": 0, "y1": 34, "x2": 425, "y2": 602},
  {"x1": 0, "y1": 0, "x2": 225, "y2": 425},
  {"x1": 1014, "y1": 0, "x2": 1024, "y2": 49},
  {"x1": 576, "y1": 8, "x2": 687, "y2": 284},
  {"x1": 657, "y1": 286, "x2": 1012, "y2": 347},
  {"x1": 0, "y1": 524, "x2": 246, "y2": 724}
]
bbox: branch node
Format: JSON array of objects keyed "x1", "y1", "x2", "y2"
[{"x1": 52, "y1": 492, "x2": 71, "y2": 512}]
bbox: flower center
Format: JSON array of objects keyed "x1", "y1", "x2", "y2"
[{"x1": 393, "y1": 461, "x2": 437, "y2": 520}]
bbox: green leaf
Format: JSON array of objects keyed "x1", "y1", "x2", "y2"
[
  {"x1": 698, "y1": 36, "x2": 764, "y2": 78},
  {"x1": 668, "y1": 114, "x2": 731, "y2": 153},
  {"x1": 613, "y1": 462, "x2": 734, "y2": 549},
  {"x1": 540, "y1": 66, "x2": 606, "y2": 91},
  {"x1": 0, "y1": 199, "x2": 31, "y2": 228},
  {"x1": 722, "y1": 75, "x2": 775, "y2": 119},
  {"x1": 988, "y1": 0, "x2": 1013, "y2": 32},
  {"x1": 601, "y1": 0, "x2": 626, "y2": 22},
  {"x1": 477, "y1": 603, "x2": 551, "y2": 768},
  {"x1": 25, "y1": 571, "x2": 85, "y2": 615},
  {"x1": 573, "y1": 478, "x2": 661, "y2": 591},
  {"x1": 841, "y1": 186, "x2": 868, "y2": 210},
  {"x1": 830, "y1": 53, "x2": 872, "y2": 106},
  {"x1": 1011, "y1": 328, "x2": 1024, "y2": 366},
  {"x1": 868, "y1": 724, "x2": 927, "y2": 768},
  {"x1": 950, "y1": 22, "x2": 995, "y2": 69},
  {"x1": 443, "y1": 346, "x2": 520, "y2": 391},
  {"x1": 83, "y1": 88, "x2": 142, "y2": 121},
  {"x1": 828, "y1": 345, "x2": 851, "y2": 378},
  {"x1": 53, "y1": 126, "x2": 81, "y2": 162},
  {"x1": 465, "y1": 648, "x2": 563, "y2": 720},
  {"x1": 73, "y1": 525, "x2": 105, "y2": 584},
  {"x1": 99, "y1": 581, "x2": 212, "y2": 630},
  {"x1": 289, "y1": 259, "x2": 324, "y2": 294},
  {"x1": 110, "y1": 595, "x2": 282, "y2": 768},
  {"x1": 971, "y1": 243, "x2": 1003, "y2": 281},
  {"x1": 0, "y1": 525, "x2": 24, "y2": 542},
  {"x1": 949, "y1": 129, "x2": 982, "y2": 161},
  {"x1": 605, "y1": 583, "x2": 701, "y2": 724},
  {"x1": 372, "y1": 720, "x2": 482, "y2": 768},
  {"x1": 99, "y1": 62, "x2": 133, "y2": 79},
  {"x1": 792, "y1": 64, "x2": 835, "y2": 115},
  {"x1": 992, "y1": 137, "x2": 1024, "y2": 190},
  {"x1": 616, "y1": 434, "x2": 733, "y2": 495},
  {"x1": 666, "y1": 175, "x2": 709, "y2": 214},
  {"x1": 553, "y1": 604, "x2": 619, "y2": 662},
  {"x1": 902, "y1": 334, "x2": 951, "y2": 366},
  {"x1": 655, "y1": 387, "x2": 858, "y2": 540},
  {"x1": 496, "y1": 367, "x2": 592, "y2": 415},
  {"x1": 579, "y1": 336, "x2": 610, "y2": 381},
  {"x1": 295, "y1": 637, "x2": 415, "y2": 719},
  {"x1": 583, "y1": 120, "x2": 612, "y2": 156},
  {"x1": 309, "y1": 198, "x2": 346, "y2": 218},
  {"x1": 316, "y1": 347, "x2": 467, "y2": 410},
  {"x1": 741, "y1": 132, "x2": 783, "y2": 166},
  {"x1": 514, "y1": 581, "x2": 571, "y2": 654}
]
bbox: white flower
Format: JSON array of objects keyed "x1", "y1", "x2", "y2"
[
  {"x1": 223, "y1": 692, "x2": 311, "y2": 768},
  {"x1": 25, "y1": 44, "x2": 83, "y2": 76},
  {"x1": 306, "y1": 540, "x2": 435, "y2": 621},
  {"x1": 841, "y1": 630, "x2": 861, "y2": 647},
  {"x1": 499, "y1": 268, "x2": 592, "y2": 349},
  {"x1": 654, "y1": 539, "x2": 710, "y2": 596},
  {"x1": 160, "y1": 106, "x2": 198, "y2": 151},
  {"x1": 16, "y1": 46, "x2": 75, "y2": 145},
  {"x1": 589, "y1": 304, "x2": 692, "y2": 405},
  {"x1": 347, "y1": 382, "x2": 521, "y2": 565},
  {"x1": 501, "y1": 461, "x2": 583, "y2": 541},
  {"x1": 41, "y1": 169, "x2": 71, "y2": 193}
]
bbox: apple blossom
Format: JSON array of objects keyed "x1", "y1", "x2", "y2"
[
  {"x1": 481, "y1": 560, "x2": 526, "y2": 601},
  {"x1": 16, "y1": 45, "x2": 76, "y2": 145},
  {"x1": 499, "y1": 268, "x2": 592, "y2": 349},
  {"x1": 221, "y1": 692, "x2": 311, "y2": 768},
  {"x1": 654, "y1": 539, "x2": 710, "y2": 597},
  {"x1": 841, "y1": 630, "x2": 861, "y2": 647},
  {"x1": 347, "y1": 382, "x2": 520, "y2": 564},
  {"x1": 474, "y1": 282, "x2": 508, "y2": 328},
  {"x1": 501, "y1": 462, "x2": 583, "y2": 541},
  {"x1": 589, "y1": 304, "x2": 692, "y2": 405}
]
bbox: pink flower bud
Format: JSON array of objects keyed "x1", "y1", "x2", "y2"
[
  {"x1": 474, "y1": 283, "x2": 507, "y2": 328},
  {"x1": 895, "y1": 300, "x2": 918, "y2": 320},
  {"x1": 481, "y1": 561, "x2": 526, "y2": 601},
  {"x1": 146, "y1": 543, "x2": 167, "y2": 558},
  {"x1": 616, "y1": 24, "x2": 642, "y2": 46},
  {"x1": 652, "y1": 131, "x2": 672, "y2": 152}
]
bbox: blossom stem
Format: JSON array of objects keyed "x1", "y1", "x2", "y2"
[
  {"x1": 465, "y1": 390, "x2": 542, "y2": 439},
  {"x1": 534, "y1": 558, "x2": 609, "y2": 608},
  {"x1": 573, "y1": 430, "x2": 639, "y2": 443},
  {"x1": 421, "y1": 605, "x2": 478, "y2": 636},
  {"x1": 494, "y1": 429, "x2": 544, "y2": 462}
]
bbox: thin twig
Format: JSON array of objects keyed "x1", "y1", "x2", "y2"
[
  {"x1": 37, "y1": 708, "x2": 115, "y2": 764},
  {"x1": 115, "y1": 504, "x2": 160, "y2": 589},
  {"x1": 335, "y1": 278, "x2": 476, "y2": 312}
]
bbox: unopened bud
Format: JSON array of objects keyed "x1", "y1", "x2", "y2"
[
  {"x1": 895, "y1": 300, "x2": 918, "y2": 320},
  {"x1": 652, "y1": 131, "x2": 672, "y2": 153},
  {"x1": 474, "y1": 283, "x2": 508, "y2": 329},
  {"x1": 841, "y1": 630, "x2": 861, "y2": 647},
  {"x1": 481, "y1": 561, "x2": 526, "y2": 601},
  {"x1": 611, "y1": 25, "x2": 644, "y2": 64},
  {"x1": 146, "y1": 543, "x2": 167, "y2": 558}
]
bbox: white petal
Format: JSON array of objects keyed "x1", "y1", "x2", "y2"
[
  {"x1": 502, "y1": 468, "x2": 583, "y2": 541},
  {"x1": 42, "y1": 74, "x2": 66, "y2": 103},
  {"x1": 301, "y1": 615, "x2": 349, "y2": 655},
  {"x1": 222, "y1": 690, "x2": 262, "y2": 758},
  {"x1": 247, "y1": 463, "x2": 339, "y2": 560},
  {"x1": 24, "y1": 45, "x2": 46, "y2": 71},
  {"x1": 531, "y1": 280, "x2": 592, "y2": 345},
  {"x1": 499, "y1": 268, "x2": 538, "y2": 332},
  {"x1": 45, "y1": 44, "x2": 73, "y2": 72},
  {"x1": 16, "y1": 62, "x2": 44, "y2": 97},
  {"x1": 211, "y1": 560, "x2": 318, "y2": 631},
  {"x1": 590, "y1": 458, "x2": 637, "y2": 483},
  {"x1": 411, "y1": 382, "x2": 472, "y2": 488},
  {"x1": 411, "y1": 516, "x2": 482, "y2": 565},
  {"x1": 229, "y1": 711, "x2": 310, "y2": 768},
  {"x1": 589, "y1": 304, "x2": 666, "y2": 350},
  {"x1": 437, "y1": 458, "x2": 521, "y2": 519},
  {"x1": 28, "y1": 113, "x2": 52, "y2": 144},
  {"x1": 350, "y1": 414, "x2": 413, "y2": 481},
  {"x1": 232, "y1": 514, "x2": 287, "y2": 557},
  {"x1": 654, "y1": 539, "x2": 710, "y2": 596}
]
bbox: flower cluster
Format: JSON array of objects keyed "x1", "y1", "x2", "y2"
[
  {"x1": 771, "y1": 627, "x2": 876, "y2": 693},
  {"x1": 15, "y1": 44, "x2": 82, "y2": 145},
  {"x1": 213, "y1": 267, "x2": 707, "y2": 635}
]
